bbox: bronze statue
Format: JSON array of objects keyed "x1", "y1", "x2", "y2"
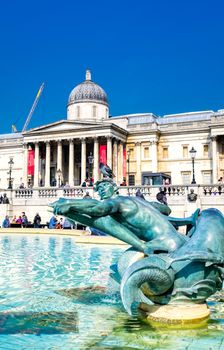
[
  {"x1": 51, "y1": 179, "x2": 197, "y2": 255},
  {"x1": 50, "y1": 178, "x2": 224, "y2": 320}
]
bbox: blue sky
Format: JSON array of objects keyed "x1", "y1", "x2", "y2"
[{"x1": 0, "y1": 0, "x2": 224, "y2": 133}]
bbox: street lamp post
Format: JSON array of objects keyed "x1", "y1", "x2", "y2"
[
  {"x1": 189, "y1": 147, "x2": 197, "y2": 184},
  {"x1": 88, "y1": 152, "x2": 94, "y2": 185},
  {"x1": 56, "y1": 169, "x2": 62, "y2": 187},
  {"x1": 8, "y1": 157, "x2": 14, "y2": 189},
  {"x1": 127, "y1": 149, "x2": 130, "y2": 186}
]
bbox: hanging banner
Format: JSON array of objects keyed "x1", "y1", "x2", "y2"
[
  {"x1": 123, "y1": 148, "x2": 127, "y2": 177},
  {"x1": 28, "y1": 149, "x2": 35, "y2": 176},
  {"x1": 99, "y1": 145, "x2": 107, "y2": 164}
]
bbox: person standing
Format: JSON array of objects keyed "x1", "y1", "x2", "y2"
[
  {"x1": 2, "y1": 215, "x2": 10, "y2": 228},
  {"x1": 2, "y1": 194, "x2": 9, "y2": 204},
  {"x1": 33, "y1": 213, "x2": 41, "y2": 228},
  {"x1": 218, "y1": 177, "x2": 223, "y2": 184},
  {"x1": 21, "y1": 212, "x2": 28, "y2": 228}
]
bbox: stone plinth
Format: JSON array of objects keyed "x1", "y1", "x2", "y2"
[{"x1": 139, "y1": 302, "x2": 210, "y2": 326}]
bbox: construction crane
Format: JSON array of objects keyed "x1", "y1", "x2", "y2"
[{"x1": 22, "y1": 82, "x2": 45, "y2": 133}]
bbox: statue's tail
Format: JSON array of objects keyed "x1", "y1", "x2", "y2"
[
  {"x1": 168, "y1": 208, "x2": 200, "y2": 228},
  {"x1": 192, "y1": 208, "x2": 201, "y2": 225},
  {"x1": 120, "y1": 255, "x2": 175, "y2": 315},
  {"x1": 170, "y1": 252, "x2": 224, "y2": 266}
]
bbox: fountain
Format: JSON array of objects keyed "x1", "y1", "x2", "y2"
[{"x1": 51, "y1": 175, "x2": 224, "y2": 326}]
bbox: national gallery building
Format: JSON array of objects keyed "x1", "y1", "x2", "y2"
[{"x1": 0, "y1": 69, "x2": 224, "y2": 190}]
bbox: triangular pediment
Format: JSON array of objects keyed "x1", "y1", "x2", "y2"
[{"x1": 23, "y1": 119, "x2": 104, "y2": 135}]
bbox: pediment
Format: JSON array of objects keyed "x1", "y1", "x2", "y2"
[{"x1": 23, "y1": 120, "x2": 103, "y2": 135}]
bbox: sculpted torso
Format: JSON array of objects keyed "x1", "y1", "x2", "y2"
[
  {"x1": 110, "y1": 196, "x2": 175, "y2": 240},
  {"x1": 52, "y1": 193, "x2": 187, "y2": 254}
]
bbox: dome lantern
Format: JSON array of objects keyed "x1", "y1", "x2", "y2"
[{"x1": 85, "y1": 69, "x2": 91, "y2": 81}]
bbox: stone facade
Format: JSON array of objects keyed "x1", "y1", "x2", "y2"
[{"x1": 0, "y1": 71, "x2": 224, "y2": 191}]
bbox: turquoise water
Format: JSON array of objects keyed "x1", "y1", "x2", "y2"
[{"x1": 0, "y1": 234, "x2": 223, "y2": 350}]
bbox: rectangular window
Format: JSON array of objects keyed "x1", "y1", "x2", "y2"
[
  {"x1": 142, "y1": 176, "x2": 151, "y2": 185},
  {"x1": 162, "y1": 147, "x2": 168, "y2": 159},
  {"x1": 181, "y1": 171, "x2": 191, "y2": 185},
  {"x1": 182, "y1": 146, "x2": 188, "y2": 158},
  {"x1": 144, "y1": 147, "x2": 149, "y2": 158},
  {"x1": 128, "y1": 148, "x2": 134, "y2": 159},
  {"x1": 128, "y1": 175, "x2": 135, "y2": 186},
  {"x1": 203, "y1": 144, "x2": 209, "y2": 157},
  {"x1": 202, "y1": 171, "x2": 212, "y2": 184}
]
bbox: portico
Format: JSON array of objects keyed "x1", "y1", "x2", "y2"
[{"x1": 23, "y1": 127, "x2": 127, "y2": 187}]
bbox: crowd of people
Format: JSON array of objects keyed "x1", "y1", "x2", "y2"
[
  {"x1": 48, "y1": 216, "x2": 73, "y2": 229},
  {"x1": 2, "y1": 212, "x2": 29, "y2": 228},
  {"x1": 1, "y1": 211, "x2": 73, "y2": 230}
]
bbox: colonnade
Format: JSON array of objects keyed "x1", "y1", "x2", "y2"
[
  {"x1": 20, "y1": 135, "x2": 222, "y2": 188},
  {"x1": 23, "y1": 136, "x2": 125, "y2": 188}
]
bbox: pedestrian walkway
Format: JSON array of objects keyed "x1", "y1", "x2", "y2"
[{"x1": 0, "y1": 227, "x2": 127, "y2": 246}]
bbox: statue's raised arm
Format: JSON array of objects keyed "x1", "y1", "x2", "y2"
[{"x1": 50, "y1": 179, "x2": 188, "y2": 255}]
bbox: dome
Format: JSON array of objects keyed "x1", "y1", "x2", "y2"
[{"x1": 68, "y1": 70, "x2": 108, "y2": 107}]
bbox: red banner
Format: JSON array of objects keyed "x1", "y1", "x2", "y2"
[
  {"x1": 99, "y1": 145, "x2": 107, "y2": 164},
  {"x1": 28, "y1": 149, "x2": 35, "y2": 176},
  {"x1": 123, "y1": 148, "x2": 127, "y2": 177}
]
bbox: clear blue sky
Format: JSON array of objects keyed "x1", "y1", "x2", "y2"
[{"x1": 0, "y1": 0, "x2": 224, "y2": 133}]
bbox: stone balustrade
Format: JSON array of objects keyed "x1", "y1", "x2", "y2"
[
  {"x1": 3, "y1": 184, "x2": 224, "y2": 200},
  {"x1": 38, "y1": 189, "x2": 58, "y2": 198},
  {"x1": 1, "y1": 184, "x2": 224, "y2": 225},
  {"x1": 15, "y1": 189, "x2": 33, "y2": 198},
  {"x1": 63, "y1": 188, "x2": 89, "y2": 198}
]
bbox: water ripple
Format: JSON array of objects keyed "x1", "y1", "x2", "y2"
[{"x1": 0, "y1": 234, "x2": 223, "y2": 350}]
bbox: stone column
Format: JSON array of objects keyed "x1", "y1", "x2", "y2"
[
  {"x1": 81, "y1": 138, "x2": 86, "y2": 184},
  {"x1": 151, "y1": 138, "x2": 158, "y2": 173},
  {"x1": 23, "y1": 143, "x2": 28, "y2": 187},
  {"x1": 57, "y1": 140, "x2": 63, "y2": 186},
  {"x1": 57, "y1": 140, "x2": 62, "y2": 171},
  {"x1": 93, "y1": 137, "x2": 99, "y2": 183},
  {"x1": 34, "y1": 142, "x2": 39, "y2": 187},
  {"x1": 69, "y1": 139, "x2": 74, "y2": 186},
  {"x1": 118, "y1": 141, "x2": 124, "y2": 184},
  {"x1": 74, "y1": 165, "x2": 79, "y2": 186},
  {"x1": 45, "y1": 141, "x2": 51, "y2": 187},
  {"x1": 107, "y1": 136, "x2": 112, "y2": 168},
  {"x1": 113, "y1": 139, "x2": 118, "y2": 182},
  {"x1": 135, "y1": 142, "x2": 142, "y2": 185},
  {"x1": 211, "y1": 136, "x2": 218, "y2": 184}
]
